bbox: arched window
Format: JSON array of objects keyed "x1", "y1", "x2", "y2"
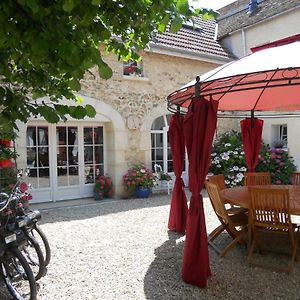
[{"x1": 151, "y1": 114, "x2": 186, "y2": 175}]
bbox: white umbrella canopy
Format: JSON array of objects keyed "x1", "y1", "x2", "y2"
[{"x1": 168, "y1": 41, "x2": 300, "y2": 116}]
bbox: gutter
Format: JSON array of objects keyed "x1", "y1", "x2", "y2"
[{"x1": 147, "y1": 43, "x2": 233, "y2": 65}]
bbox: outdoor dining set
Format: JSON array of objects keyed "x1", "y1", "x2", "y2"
[
  {"x1": 165, "y1": 41, "x2": 300, "y2": 288},
  {"x1": 206, "y1": 172, "x2": 300, "y2": 274}
]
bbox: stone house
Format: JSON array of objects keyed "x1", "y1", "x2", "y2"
[
  {"x1": 217, "y1": 0, "x2": 300, "y2": 168},
  {"x1": 15, "y1": 17, "x2": 234, "y2": 203}
]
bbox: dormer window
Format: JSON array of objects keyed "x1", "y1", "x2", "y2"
[{"x1": 123, "y1": 60, "x2": 144, "y2": 77}]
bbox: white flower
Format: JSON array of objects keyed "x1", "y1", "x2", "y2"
[
  {"x1": 221, "y1": 153, "x2": 229, "y2": 160},
  {"x1": 233, "y1": 166, "x2": 239, "y2": 171},
  {"x1": 140, "y1": 168, "x2": 146, "y2": 173},
  {"x1": 233, "y1": 151, "x2": 238, "y2": 155},
  {"x1": 217, "y1": 164, "x2": 221, "y2": 168},
  {"x1": 211, "y1": 153, "x2": 217, "y2": 157},
  {"x1": 241, "y1": 151, "x2": 245, "y2": 155},
  {"x1": 225, "y1": 180, "x2": 230, "y2": 184},
  {"x1": 224, "y1": 143, "x2": 231, "y2": 147},
  {"x1": 240, "y1": 167, "x2": 247, "y2": 172},
  {"x1": 236, "y1": 173, "x2": 244, "y2": 179}
]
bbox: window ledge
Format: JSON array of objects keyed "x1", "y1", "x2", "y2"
[{"x1": 122, "y1": 75, "x2": 149, "y2": 82}]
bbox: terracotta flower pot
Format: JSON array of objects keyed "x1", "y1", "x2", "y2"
[
  {"x1": 0, "y1": 159, "x2": 14, "y2": 168},
  {"x1": 0, "y1": 139, "x2": 12, "y2": 147}
]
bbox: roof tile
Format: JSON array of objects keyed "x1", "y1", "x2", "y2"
[
  {"x1": 217, "y1": 0, "x2": 300, "y2": 38},
  {"x1": 151, "y1": 17, "x2": 234, "y2": 61}
]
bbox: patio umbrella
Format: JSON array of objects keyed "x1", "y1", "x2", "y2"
[
  {"x1": 167, "y1": 41, "x2": 300, "y2": 115},
  {"x1": 168, "y1": 113, "x2": 188, "y2": 233},
  {"x1": 240, "y1": 117, "x2": 264, "y2": 172},
  {"x1": 182, "y1": 96, "x2": 218, "y2": 288}
]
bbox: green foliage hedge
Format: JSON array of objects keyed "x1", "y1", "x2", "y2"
[{"x1": 209, "y1": 130, "x2": 296, "y2": 186}]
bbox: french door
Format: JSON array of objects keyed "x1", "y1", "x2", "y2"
[{"x1": 26, "y1": 123, "x2": 104, "y2": 202}]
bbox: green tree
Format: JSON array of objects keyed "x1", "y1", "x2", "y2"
[{"x1": 0, "y1": 0, "x2": 216, "y2": 127}]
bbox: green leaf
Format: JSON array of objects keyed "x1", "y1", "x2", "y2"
[
  {"x1": 31, "y1": 37, "x2": 48, "y2": 57},
  {"x1": 158, "y1": 15, "x2": 170, "y2": 32},
  {"x1": 25, "y1": 0, "x2": 39, "y2": 14},
  {"x1": 62, "y1": 0, "x2": 75, "y2": 12},
  {"x1": 85, "y1": 104, "x2": 96, "y2": 117},
  {"x1": 91, "y1": 0, "x2": 101, "y2": 5},
  {"x1": 176, "y1": 0, "x2": 189, "y2": 14},
  {"x1": 170, "y1": 16, "x2": 183, "y2": 33},
  {"x1": 69, "y1": 79, "x2": 81, "y2": 91},
  {"x1": 37, "y1": 106, "x2": 60, "y2": 123},
  {"x1": 98, "y1": 63, "x2": 113, "y2": 80},
  {"x1": 76, "y1": 95, "x2": 84, "y2": 104},
  {"x1": 54, "y1": 104, "x2": 69, "y2": 115},
  {"x1": 69, "y1": 106, "x2": 86, "y2": 119}
]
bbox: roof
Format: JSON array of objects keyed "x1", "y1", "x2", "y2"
[
  {"x1": 150, "y1": 17, "x2": 234, "y2": 62},
  {"x1": 217, "y1": 0, "x2": 300, "y2": 38}
]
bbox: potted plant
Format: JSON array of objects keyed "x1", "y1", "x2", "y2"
[
  {"x1": 123, "y1": 163, "x2": 156, "y2": 198},
  {"x1": 94, "y1": 175, "x2": 114, "y2": 200}
]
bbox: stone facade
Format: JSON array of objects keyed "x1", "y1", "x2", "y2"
[{"x1": 80, "y1": 50, "x2": 238, "y2": 169}]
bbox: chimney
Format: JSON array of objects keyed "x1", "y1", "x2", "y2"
[{"x1": 248, "y1": 0, "x2": 258, "y2": 14}]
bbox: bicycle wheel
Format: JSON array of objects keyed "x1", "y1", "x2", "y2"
[
  {"x1": 22, "y1": 232, "x2": 45, "y2": 280},
  {"x1": 28, "y1": 223, "x2": 51, "y2": 266},
  {"x1": 1, "y1": 247, "x2": 37, "y2": 300}
]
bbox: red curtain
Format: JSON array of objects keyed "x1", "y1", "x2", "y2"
[
  {"x1": 240, "y1": 118, "x2": 264, "y2": 172},
  {"x1": 182, "y1": 96, "x2": 218, "y2": 288},
  {"x1": 168, "y1": 113, "x2": 188, "y2": 233}
]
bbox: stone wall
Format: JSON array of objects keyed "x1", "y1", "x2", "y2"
[{"x1": 80, "y1": 50, "x2": 239, "y2": 166}]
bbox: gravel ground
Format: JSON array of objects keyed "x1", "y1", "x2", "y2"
[{"x1": 1, "y1": 190, "x2": 300, "y2": 300}]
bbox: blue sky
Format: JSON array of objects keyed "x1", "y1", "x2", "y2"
[{"x1": 190, "y1": 0, "x2": 236, "y2": 10}]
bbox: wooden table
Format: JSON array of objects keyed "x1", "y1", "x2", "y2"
[{"x1": 220, "y1": 185, "x2": 300, "y2": 215}]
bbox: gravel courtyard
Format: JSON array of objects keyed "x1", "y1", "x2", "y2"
[{"x1": 2, "y1": 191, "x2": 300, "y2": 299}]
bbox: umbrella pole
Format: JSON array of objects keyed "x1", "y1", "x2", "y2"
[
  {"x1": 251, "y1": 109, "x2": 255, "y2": 128},
  {"x1": 195, "y1": 76, "x2": 200, "y2": 97}
]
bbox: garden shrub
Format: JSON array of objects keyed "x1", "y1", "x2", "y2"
[{"x1": 209, "y1": 130, "x2": 296, "y2": 186}]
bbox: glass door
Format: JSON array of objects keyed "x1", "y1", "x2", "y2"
[{"x1": 55, "y1": 126, "x2": 80, "y2": 200}]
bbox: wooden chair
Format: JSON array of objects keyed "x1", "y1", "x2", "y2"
[
  {"x1": 291, "y1": 172, "x2": 300, "y2": 185},
  {"x1": 207, "y1": 174, "x2": 227, "y2": 191},
  {"x1": 208, "y1": 174, "x2": 247, "y2": 215},
  {"x1": 205, "y1": 181, "x2": 248, "y2": 257},
  {"x1": 244, "y1": 172, "x2": 271, "y2": 186},
  {"x1": 248, "y1": 187, "x2": 300, "y2": 273}
]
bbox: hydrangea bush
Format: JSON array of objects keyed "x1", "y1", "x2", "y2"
[
  {"x1": 209, "y1": 131, "x2": 247, "y2": 187},
  {"x1": 256, "y1": 144, "x2": 296, "y2": 184},
  {"x1": 209, "y1": 130, "x2": 296, "y2": 186}
]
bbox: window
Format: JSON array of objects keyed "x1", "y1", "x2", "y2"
[
  {"x1": 123, "y1": 60, "x2": 144, "y2": 77},
  {"x1": 151, "y1": 115, "x2": 186, "y2": 173},
  {"x1": 26, "y1": 126, "x2": 50, "y2": 188},
  {"x1": 273, "y1": 124, "x2": 287, "y2": 148},
  {"x1": 56, "y1": 126, "x2": 79, "y2": 186},
  {"x1": 83, "y1": 126, "x2": 104, "y2": 184}
]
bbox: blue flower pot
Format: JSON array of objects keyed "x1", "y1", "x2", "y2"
[{"x1": 135, "y1": 187, "x2": 151, "y2": 198}]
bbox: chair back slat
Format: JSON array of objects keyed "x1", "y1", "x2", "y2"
[
  {"x1": 291, "y1": 172, "x2": 300, "y2": 185},
  {"x1": 244, "y1": 172, "x2": 271, "y2": 186},
  {"x1": 207, "y1": 174, "x2": 226, "y2": 191},
  {"x1": 248, "y1": 187, "x2": 292, "y2": 231},
  {"x1": 205, "y1": 181, "x2": 229, "y2": 223}
]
